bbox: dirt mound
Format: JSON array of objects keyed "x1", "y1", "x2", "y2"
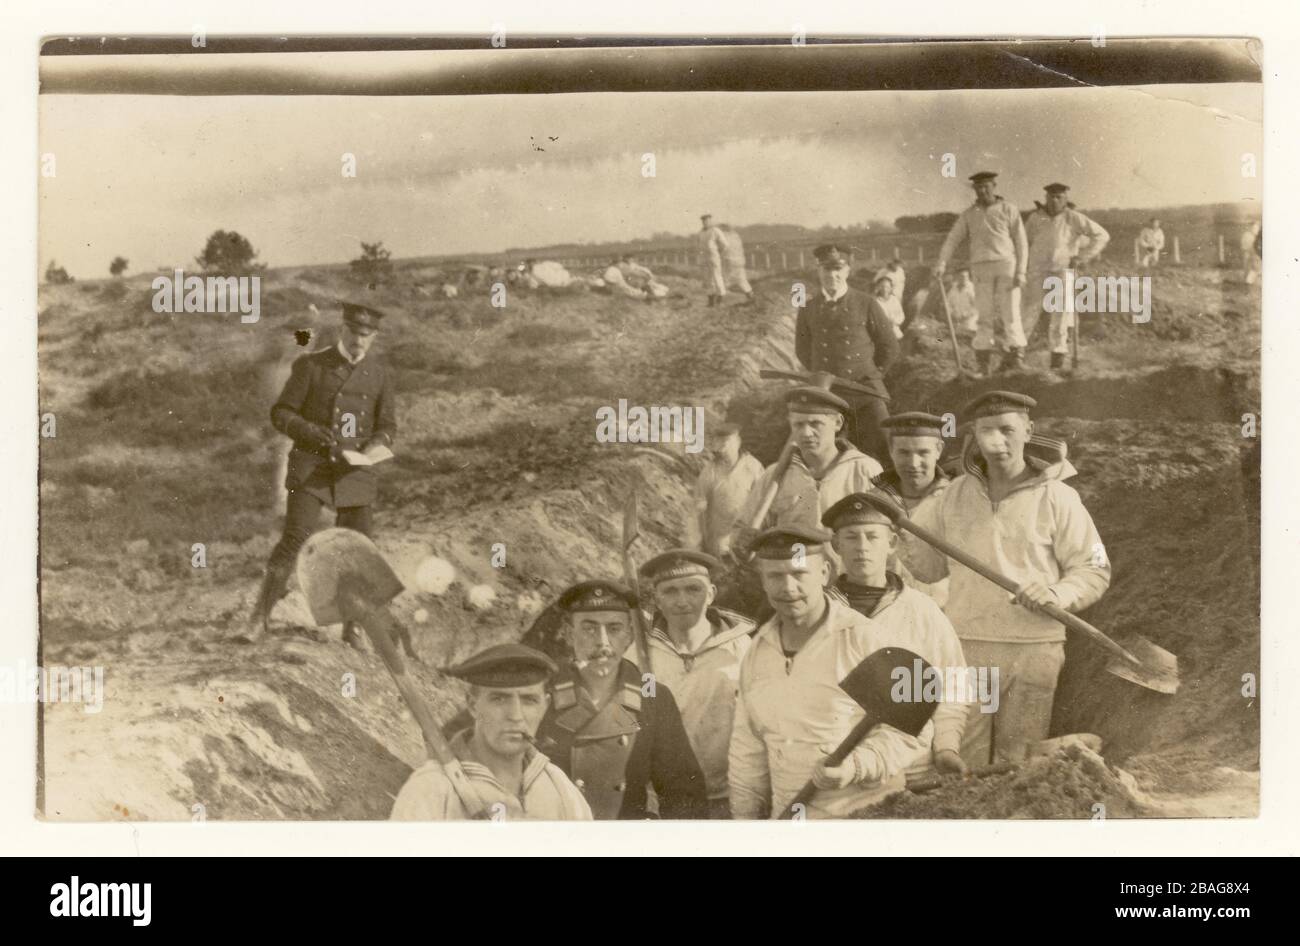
[{"x1": 855, "y1": 744, "x2": 1145, "y2": 819}]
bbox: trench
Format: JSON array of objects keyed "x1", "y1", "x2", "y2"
[{"x1": 697, "y1": 307, "x2": 1260, "y2": 812}]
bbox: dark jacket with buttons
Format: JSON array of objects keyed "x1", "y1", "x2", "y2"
[
  {"x1": 794, "y1": 287, "x2": 899, "y2": 398},
  {"x1": 535, "y1": 659, "x2": 708, "y2": 820},
  {"x1": 270, "y1": 345, "x2": 396, "y2": 508}
]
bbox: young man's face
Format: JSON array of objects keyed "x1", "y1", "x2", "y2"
[
  {"x1": 709, "y1": 431, "x2": 741, "y2": 465},
  {"x1": 758, "y1": 555, "x2": 831, "y2": 624},
  {"x1": 831, "y1": 524, "x2": 897, "y2": 585},
  {"x1": 874, "y1": 279, "x2": 893, "y2": 299},
  {"x1": 1045, "y1": 192, "x2": 1069, "y2": 214},
  {"x1": 469, "y1": 683, "x2": 549, "y2": 757},
  {"x1": 818, "y1": 262, "x2": 849, "y2": 296},
  {"x1": 973, "y1": 412, "x2": 1033, "y2": 474},
  {"x1": 888, "y1": 434, "x2": 944, "y2": 495},
  {"x1": 566, "y1": 609, "x2": 633, "y2": 678},
  {"x1": 341, "y1": 321, "x2": 377, "y2": 359},
  {"x1": 973, "y1": 180, "x2": 997, "y2": 204},
  {"x1": 789, "y1": 410, "x2": 842, "y2": 455},
  {"x1": 653, "y1": 576, "x2": 715, "y2": 632}
]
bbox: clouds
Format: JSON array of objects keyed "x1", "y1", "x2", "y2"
[{"x1": 39, "y1": 84, "x2": 1259, "y2": 277}]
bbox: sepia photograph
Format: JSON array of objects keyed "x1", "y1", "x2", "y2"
[{"x1": 32, "y1": 36, "x2": 1262, "y2": 827}]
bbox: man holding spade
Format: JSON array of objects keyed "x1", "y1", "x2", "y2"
[
  {"x1": 390, "y1": 643, "x2": 592, "y2": 821},
  {"x1": 728, "y1": 526, "x2": 931, "y2": 819},
  {"x1": 822, "y1": 493, "x2": 970, "y2": 777},
  {"x1": 908, "y1": 391, "x2": 1111, "y2": 767}
]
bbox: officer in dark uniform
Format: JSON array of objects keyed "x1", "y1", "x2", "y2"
[
  {"x1": 794, "y1": 244, "x2": 899, "y2": 462},
  {"x1": 248, "y1": 301, "x2": 399, "y2": 647},
  {"x1": 534, "y1": 580, "x2": 709, "y2": 820}
]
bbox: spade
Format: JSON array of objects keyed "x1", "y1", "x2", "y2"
[{"x1": 779, "y1": 646, "x2": 937, "y2": 819}]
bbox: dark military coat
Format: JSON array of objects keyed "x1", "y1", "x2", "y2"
[
  {"x1": 270, "y1": 344, "x2": 396, "y2": 508},
  {"x1": 794, "y1": 287, "x2": 899, "y2": 399},
  {"x1": 535, "y1": 659, "x2": 708, "y2": 820}
]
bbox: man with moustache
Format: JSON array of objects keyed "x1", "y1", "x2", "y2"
[
  {"x1": 822, "y1": 494, "x2": 969, "y2": 777},
  {"x1": 635, "y1": 549, "x2": 755, "y2": 818},
  {"x1": 794, "y1": 244, "x2": 899, "y2": 460},
  {"x1": 728, "y1": 526, "x2": 931, "y2": 819},
  {"x1": 871, "y1": 412, "x2": 953, "y2": 605},
  {"x1": 389, "y1": 643, "x2": 592, "y2": 821},
  {"x1": 534, "y1": 580, "x2": 708, "y2": 820},
  {"x1": 909, "y1": 391, "x2": 1111, "y2": 767}
]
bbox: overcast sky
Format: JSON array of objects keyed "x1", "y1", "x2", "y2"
[{"x1": 39, "y1": 82, "x2": 1260, "y2": 277}]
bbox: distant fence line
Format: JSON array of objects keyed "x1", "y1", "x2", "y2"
[
  {"x1": 546, "y1": 230, "x2": 1253, "y2": 274},
  {"x1": 424, "y1": 224, "x2": 1258, "y2": 276}
]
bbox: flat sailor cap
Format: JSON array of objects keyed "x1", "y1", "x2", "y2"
[
  {"x1": 881, "y1": 411, "x2": 947, "y2": 439},
  {"x1": 556, "y1": 579, "x2": 636, "y2": 614},
  {"x1": 640, "y1": 549, "x2": 719, "y2": 585},
  {"x1": 445, "y1": 643, "x2": 557, "y2": 687},
  {"x1": 962, "y1": 390, "x2": 1038, "y2": 419},
  {"x1": 821, "y1": 492, "x2": 895, "y2": 531},
  {"x1": 748, "y1": 525, "x2": 833, "y2": 560}
]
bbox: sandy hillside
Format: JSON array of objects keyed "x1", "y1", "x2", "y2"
[{"x1": 36, "y1": 257, "x2": 1260, "y2": 821}]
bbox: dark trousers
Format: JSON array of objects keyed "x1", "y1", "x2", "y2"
[
  {"x1": 266, "y1": 489, "x2": 373, "y2": 576},
  {"x1": 848, "y1": 394, "x2": 891, "y2": 466}
]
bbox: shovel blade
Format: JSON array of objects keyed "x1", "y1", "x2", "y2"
[
  {"x1": 296, "y1": 528, "x2": 405, "y2": 626},
  {"x1": 838, "y1": 647, "x2": 938, "y2": 738},
  {"x1": 1105, "y1": 635, "x2": 1180, "y2": 694}
]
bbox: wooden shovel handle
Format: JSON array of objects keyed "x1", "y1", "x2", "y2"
[
  {"x1": 339, "y1": 589, "x2": 491, "y2": 820},
  {"x1": 890, "y1": 517, "x2": 1140, "y2": 667},
  {"x1": 747, "y1": 439, "x2": 799, "y2": 531},
  {"x1": 778, "y1": 713, "x2": 877, "y2": 819},
  {"x1": 931, "y1": 273, "x2": 965, "y2": 374}
]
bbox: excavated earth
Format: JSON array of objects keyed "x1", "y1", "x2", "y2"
[{"x1": 36, "y1": 259, "x2": 1259, "y2": 821}]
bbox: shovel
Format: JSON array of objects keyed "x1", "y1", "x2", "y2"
[
  {"x1": 296, "y1": 528, "x2": 490, "y2": 819},
  {"x1": 858, "y1": 491, "x2": 1180, "y2": 694},
  {"x1": 758, "y1": 368, "x2": 890, "y2": 402},
  {"x1": 931, "y1": 273, "x2": 965, "y2": 375},
  {"x1": 779, "y1": 647, "x2": 938, "y2": 819}
]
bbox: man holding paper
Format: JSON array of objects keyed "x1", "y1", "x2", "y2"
[{"x1": 248, "y1": 301, "x2": 398, "y2": 648}]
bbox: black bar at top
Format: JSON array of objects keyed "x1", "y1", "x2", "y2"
[{"x1": 38, "y1": 36, "x2": 1261, "y2": 95}]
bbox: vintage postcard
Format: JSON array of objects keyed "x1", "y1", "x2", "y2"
[{"x1": 33, "y1": 36, "x2": 1261, "y2": 825}]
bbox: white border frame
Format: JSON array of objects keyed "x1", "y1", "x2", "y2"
[{"x1": 4, "y1": 0, "x2": 1294, "y2": 856}]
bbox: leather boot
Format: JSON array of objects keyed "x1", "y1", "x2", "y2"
[
  {"x1": 975, "y1": 350, "x2": 993, "y2": 376},
  {"x1": 1050, "y1": 352, "x2": 1066, "y2": 370},
  {"x1": 248, "y1": 556, "x2": 293, "y2": 639},
  {"x1": 1000, "y1": 347, "x2": 1025, "y2": 373}
]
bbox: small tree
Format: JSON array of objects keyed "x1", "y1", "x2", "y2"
[
  {"x1": 349, "y1": 240, "x2": 394, "y2": 287},
  {"x1": 109, "y1": 256, "x2": 129, "y2": 277},
  {"x1": 195, "y1": 230, "x2": 264, "y2": 274},
  {"x1": 44, "y1": 261, "x2": 74, "y2": 285}
]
